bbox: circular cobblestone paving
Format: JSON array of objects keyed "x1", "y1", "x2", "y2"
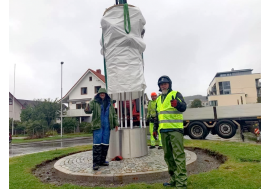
[{"x1": 54, "y1": 148, "x2": 197, "y2": 184}]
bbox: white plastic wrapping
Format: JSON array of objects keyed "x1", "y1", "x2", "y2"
[{"x1": 100, "y1": 5, "x2": 147, "y2": 99}]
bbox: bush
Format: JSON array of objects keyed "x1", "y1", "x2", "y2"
[
  {"x1": 52, "y1": 123, "x2": 61, "y2": 133},
  {"x1": 24, "y1": 135, "x2": 44, "y2": 140},
  {"x1": 9, "y1": 118, "x2": 24, "y2": 134},
  {"x1": 80, "y1": 122, "x2": 92, "y2": 133},
  {"x1": 45, "y1": 130, "x2": 58, "y2": 136},
  {"x1": 63, "y1": 117, "x2": 78, "y2": 134}
]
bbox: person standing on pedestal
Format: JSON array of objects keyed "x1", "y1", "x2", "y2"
[
  {"x1": 153, "y1": 76, "x2": 188, "y2": 189},
  {"x1": 147, "y1": 92, "x2": 162, "y2": 149},
  {"x1": 84, "y1": 88, "x2": 118, "y2": 171}
]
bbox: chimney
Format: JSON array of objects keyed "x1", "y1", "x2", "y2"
[{"x1": 96, "y1": 69, "x2": 101, "y2": 74}]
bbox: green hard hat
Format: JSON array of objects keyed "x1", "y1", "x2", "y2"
[{"x1": 98, "y1": 88, "x2": 107, "y2": 94}]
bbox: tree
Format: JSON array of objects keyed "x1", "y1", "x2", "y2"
[
  {"x1": 62, "y1": 117, "x2": 78, "y2": 134},
  {"x1": 20, "y1": 98, "x2": 61, "y2": 137},
  {"x1": 20, "y1": 98, "x2": 61, "y2": 128},
  {"x1": 9, "y1": 118, "x2": 24, "y2": 135},
  {"x1": 191, "y1": 99, "x2": 203, "y2": 108}
]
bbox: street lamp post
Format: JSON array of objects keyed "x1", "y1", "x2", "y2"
[{"x1": 61, "y1": 62, "x2": 64, "y2": 137}]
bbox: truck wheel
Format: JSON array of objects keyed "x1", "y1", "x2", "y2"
[
  {"x1": 188, "y1": 122, "x2": 208, "y2": 139},
  {"x1": 215, "y1": 120, "x2": 237, "y2": 139}
]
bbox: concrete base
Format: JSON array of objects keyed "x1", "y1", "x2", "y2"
[{"x1": 107, "y1": 127, "x2": 148, "y2": 159}]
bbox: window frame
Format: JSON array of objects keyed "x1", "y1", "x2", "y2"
[
  {"x1": 82, "y1": 104, "x2": 86, "y2": 109},
  {"x1": 219, "y1": 81, "x2": 231, "y2": 95},
  {"x1": 94, "y1": 86, "x2": 101, "y2": 94},
  {"x1": 76, "y1": 104, "x2": 82, "y2": 109},
  {"x1": 9, "y1": 97, "x2": 13, "y2": 105},
  {"x1": 210, "y1": 100, "x2": 218, "y2": 106},
  {"x1": 81, "y1": 87, "x2": 87, "y2": 95}
]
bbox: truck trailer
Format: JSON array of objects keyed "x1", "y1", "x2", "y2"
[
  {"x1": 182, "y1": 103, "x2": 261, "y2": 139},
  {"x1": 116, "y1": 97, "x2": 261, "y2": 140}
]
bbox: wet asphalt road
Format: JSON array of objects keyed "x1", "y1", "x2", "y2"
[
  {"x1": 9, "y1": 132, "x2": 257, "y2": 158},
  {"x1": 9, "y1": 138, "x2": 93, "y2": 158}
]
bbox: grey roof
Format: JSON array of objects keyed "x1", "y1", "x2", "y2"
[
  {"x1": 17, "y1": 99, "x2": 38, "y2": 107},
  {"x1": 215, "y1": 69, "x2": 253, "y2": 76},
  {"x1": 18, "y1": 99, "x2": 67, "y2": 109}
]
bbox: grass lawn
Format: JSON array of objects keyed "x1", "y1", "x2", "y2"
[
  {"x1": 11, "y1": 133, "x2": 93, "y2": 144},
  {"x1": 9, "y1": 139, "x2": 261, "y2": 189}
]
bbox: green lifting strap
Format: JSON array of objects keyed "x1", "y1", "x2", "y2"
[
  {"x1": 123, "y1": 3, "x2": 131, "y2": 34},
  {"x1": 102, "y1": 34, "x2": 108, "y2": 90}
]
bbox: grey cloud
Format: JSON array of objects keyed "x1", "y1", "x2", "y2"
[{"x1": 9, "y1": 0, "x2": 260, "y2": 100}]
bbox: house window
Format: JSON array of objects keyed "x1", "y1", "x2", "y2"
[
  {"x1": 219, "y1": 81, "x2": 231, "y2": 95},
  {"x1": 220, "y1": 73, "x2": 232, "y2": 77},
  {"x1": 9, "y1": 97, "x2": 13, "y2": 105},
  {"x1": 82, "y1": 104, "x2": 86, "y2": 109},
  {"x1": 76, "y1": 104, "x2": 82, "y2": 109},
  {"x1": 95, "y1": 86, "x2": 101, "y2": 93},
  {"x1": 81, "y1": 87, "x2": 87, "y2": 95},
  {"x1": 89, "y1": 77, "x2": 92, "y2": 81},
  {"x1": 237, "y1": 100, "x2": 239, "y2": 105},
  {"x1": 209, "y1": 100, "x2": 218, "y2": 106},
  {"x1": 241, "y1": 96, "x2": 243, "y2": 104}
]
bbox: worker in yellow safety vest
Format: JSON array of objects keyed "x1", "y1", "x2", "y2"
[
  {"x1": 153, "y1": 75, "x2": 187, "y2": 188},
  {"x1": 147, "y1": 92, "x2": 162, "y2": 149}
]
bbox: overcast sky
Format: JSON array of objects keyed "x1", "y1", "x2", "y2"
[{"x1": 9, "y1": 0, "x2": 261, "y2": 100}]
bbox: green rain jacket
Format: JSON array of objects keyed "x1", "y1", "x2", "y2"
[{"x1": 84, "y1": 88, "x2": 118, "y2": 131}]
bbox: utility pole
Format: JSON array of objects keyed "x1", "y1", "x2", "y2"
[
  {"x1": 61, "y1": 62, "x2": 64, "y2": 137},
  {"x1": 12, "y1": 64, "x2": 16, "y2": 136}
]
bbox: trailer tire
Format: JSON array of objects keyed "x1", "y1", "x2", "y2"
[
  {"x1": 215, "y1": 120, "x2": 237, "y2": 139},
  {"x1": 188, "y1": 122, "x2": 208, "y2": 139}
]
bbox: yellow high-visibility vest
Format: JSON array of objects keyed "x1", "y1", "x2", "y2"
[
  {"x1": 156, "y1": 90, "x2": 183, "y2": 129},
  {"x1": 147, "y1": 100, "x2": 157, "y2": 118}
]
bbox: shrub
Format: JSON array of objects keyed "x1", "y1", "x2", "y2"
[
  {"x1": 45, "y1": 130, "x2": 58, "y2": 136},
  {"x1": 80, "y1": 122, "x2": 93, "y2": 133}
]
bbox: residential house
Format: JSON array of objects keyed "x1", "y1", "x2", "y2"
[
  {"x1": 9, "y1": 92, "x2": 25, "y2": 121},
  {"x1": 207, "y1": 68, "x2": 261, "y2": 106}
]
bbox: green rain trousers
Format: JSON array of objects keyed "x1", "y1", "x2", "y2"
[
  {"x1": 149, "y1": 122, "x2": 162, "y2": 147},
  {"x1": 161, "y1": 131, "x2": 187, "y2": 188}
]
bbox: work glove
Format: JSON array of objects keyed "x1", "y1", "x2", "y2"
[
  {"x1": 153, "y1": 131, "x2": 158, "y2": 140},
  {"x1": 171, "y1": 96, "x2": 177, "y2": 107}
]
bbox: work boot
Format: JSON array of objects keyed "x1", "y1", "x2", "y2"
[
  {"x1": 100, "y1": 161, "x2": 109, "y2": 166},
  {"x1": 158, "y1": 146, "x2": 163, "y2": 149},
  {"x1": 149, "y1": 146, "x2": 156, "y2": 149},
  {"x1": 93, "y1": 163, "x2": 99, "y2": 171}
]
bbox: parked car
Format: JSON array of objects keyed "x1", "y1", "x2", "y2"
[{"x1": 9, "y1": 132, "x2": 12, "y2": 143}]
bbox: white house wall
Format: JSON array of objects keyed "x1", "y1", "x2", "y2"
[
  {"x1": 69, "y1": 72, "x2": 106, "y2": 100},
  {"x1": 9, "y1": 95, "x2": 22, "y2": 121}
]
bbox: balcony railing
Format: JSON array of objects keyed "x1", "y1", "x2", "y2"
[{"x1": 63, "y1": 109, "x2": 90, "y2": 117}]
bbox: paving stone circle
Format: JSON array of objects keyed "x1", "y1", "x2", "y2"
[{"x1": 54, "y1": 148, "x2": 197, "y2": 184}]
